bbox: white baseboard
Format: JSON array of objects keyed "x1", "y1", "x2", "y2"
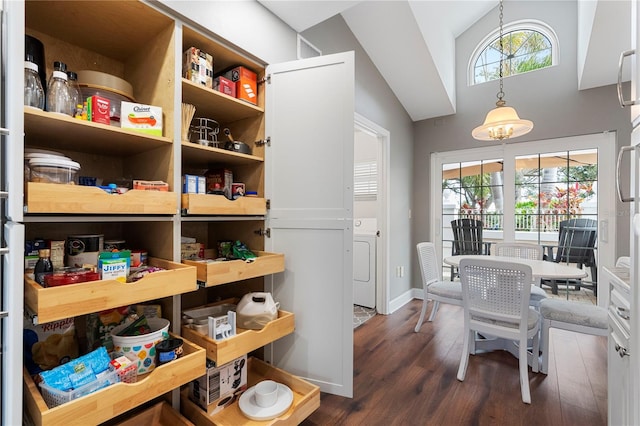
[{"x1": 388, "y1": 288, "x2": 423, "y2": 314}]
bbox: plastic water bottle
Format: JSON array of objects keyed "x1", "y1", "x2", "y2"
[
  {"x1": 46, "y1": 61, "x2": 72, "y2": 115},
  {"x1": 66, "y1": 71, "x2": 83, "y2": 118},
  {"x1": 24, "y1": 54, "x2": 45, "y2": 110}
]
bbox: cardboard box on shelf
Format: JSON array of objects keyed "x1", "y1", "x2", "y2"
[
  {"x1": 222, "y1": 66, "x2": 257, "y2": 105},
  {"x1": 121, "y1": 102, "x2": 163, "y2": 136},
  {"x1": 189, "y1": 354, "x2": 248, "y2": 414},
  {"x1": 183, "y1": 47, "x2": 214, "y2": 88},
  {"x1": 213, "y1": 76, "x2": 235, "y2": 97},
  {"x1": 205, "y1": 168, "x2": 233, "y2": 199}
]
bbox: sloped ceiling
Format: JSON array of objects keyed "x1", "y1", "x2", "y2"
[{"x1": 258, "y1": 0, "x2": 630, "y2": 122}]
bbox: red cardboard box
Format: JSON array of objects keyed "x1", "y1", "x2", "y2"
[
  {"x1": 214, "y1": 76, "x2": 236, "y2": 98},
  {"x1": 222, "y1": 66, "x2": 257, "y2": 105},
  {"x1": 89, "y1": 95, "x2": 110, "y2": 125}
]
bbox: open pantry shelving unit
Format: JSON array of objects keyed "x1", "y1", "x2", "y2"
[{"x1": 20, "y1": 1, "x2": 319, "y2": 425}]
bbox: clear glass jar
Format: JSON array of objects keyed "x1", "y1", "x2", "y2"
[
  {"x1": 24, "y1": 55, "x2": 45, "y2": 110},
  {"x1": 46, "y1": 61, "x2": 72, "y2": 115},
  {"x1": 66, "y1": 71, "x2": 83, "y2": 117}
]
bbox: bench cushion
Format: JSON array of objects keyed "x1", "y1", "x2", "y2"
[{"x1": 539, "y1": 298, "x2": 607, "y2": 329}]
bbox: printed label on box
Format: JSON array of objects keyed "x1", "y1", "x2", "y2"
[
  {"x1": 189, "y1": 355, "x2": 248, "y2": 413},
  {"x1": 121, "y1": 102, "x2": 163, "y2": 136}
]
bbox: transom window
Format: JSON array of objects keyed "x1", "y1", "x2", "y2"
[{"x1": 470, "y1": 20, "x2": 557, "y2": 85}]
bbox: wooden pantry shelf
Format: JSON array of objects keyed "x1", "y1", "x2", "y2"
[
  {"x1": 25, "y1": 183, "x2": 177, "y2": 215},
  {"x1": 183, "y1": 251, "x2": 284, "y2": 287},
  {"x1": 114, "y1": 401, "x2": 194, "y2": 426},
  {"x1": 180, "y1": 357, "x2": 320, "y2": 426},
  {"x1": 24, "y1": 335, "x2": 205, "y2": 426},
  {"x1": 181, "y1": 309, "x2": 294, "y2": 366},
  {"x1": 181, "y1": 142, "x2": 264, "y2": 167},
  {"x1": 181, "y1": 194, "x2": 266, "y2": 215},
  {"x1": 25, "y1": 258, "x2": 196, "y2": 324},
  {"x1": 182, "y1": 79, "x2": 263, "y2": 124},
  {"x1": 24, "y1": 108, "x2": 172, "y2": 156}
]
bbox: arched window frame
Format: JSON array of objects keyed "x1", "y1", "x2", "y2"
[{"x1": 468, "y1": 19, "x2": 559, "y2": 86}]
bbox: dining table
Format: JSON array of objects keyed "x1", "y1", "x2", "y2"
[
  {"x1": 443, "y1": 254, "x2": 588, "y2": 281},
  {"x1": 442, "y1": 254, "x2": 588, "y2": 369}
]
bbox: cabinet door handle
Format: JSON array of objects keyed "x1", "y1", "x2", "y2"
[
  {"x1": 618, "y1": 49, "x2": 637, "y2": 108},
  {"x1": 611, "y1": 331, "x2": 630, "y2": 357},
  {"x1": 0, "y1": 311, "x2": 7, "y2": 319},
  {"x1": 616, "y1": 146, "x2": 634, "y2": 202},
  {"x1": 616, "y1": 306, "x2": 630, "y2": 320}
]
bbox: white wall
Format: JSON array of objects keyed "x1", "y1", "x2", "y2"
[
  {"x1": 157, "y1": 0, "x2": 298, "y2": 64},
  {"x1": 412, "y1": 0, "x2": 632, "y2": 289}
]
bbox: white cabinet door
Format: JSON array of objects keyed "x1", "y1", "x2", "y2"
[{"x1": 264, "y1": 52, "x2": 354, "y2": 397}]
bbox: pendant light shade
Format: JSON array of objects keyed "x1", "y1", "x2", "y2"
[
  {"x1": 472, "y1": 0, "x2": 533, "y2": 141},
  {"x1": 472, "y1": 100, "x2": 534, "y2": 141}
]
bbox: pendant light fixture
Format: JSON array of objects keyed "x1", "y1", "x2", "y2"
[{"x1": 472, "y1": 0, "x2": 533, "y2": 141}]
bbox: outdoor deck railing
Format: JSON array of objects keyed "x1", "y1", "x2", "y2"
[{"x1": 457, "y1": 208, "x2": 590, "y2": 232}]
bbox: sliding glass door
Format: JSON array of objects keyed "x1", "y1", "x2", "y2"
[{"x1": 432, "y1": 133, "x2": 616, "y2": 304}]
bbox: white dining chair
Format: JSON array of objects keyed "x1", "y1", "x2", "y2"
[
  {"x1": 494, "y1": 242, "x2": 547, "y2": 308},
  {"x1": 414, "y1": 242, "x2": 462, "y2": 332},
  {"x1": 457, "y1": 258, "x2": 540, "y2": 404},
  {"x1": 494, "y1": 242, "x2": 543, "y2": 260}
]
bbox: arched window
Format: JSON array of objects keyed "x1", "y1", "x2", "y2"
[{"x1": 470, "y1": 20, "x2": 558, "y2": 85}]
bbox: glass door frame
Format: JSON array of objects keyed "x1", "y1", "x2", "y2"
[{"x1": 430, "y1": 132, "x2": 617, "y2": 305}]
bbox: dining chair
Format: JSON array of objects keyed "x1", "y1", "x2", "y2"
[
  {"x1": 457, "y1": 258, "x2": 540, "y2": 404},
  {"x1": 414, "y1": 242, "x2": 462, "y2": 332},
  {"x1": 542, "y1": 218, "x2": 598, "y2": 295},
  {"x1": 450, "y1": 218, "x2": 489, "y2": 280},
  {"x1": 494, "y1": 242, "x2": 547, "y2": 308}
]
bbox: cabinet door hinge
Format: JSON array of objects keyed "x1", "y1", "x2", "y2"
[
  {"x1": 255, "y1": 137, "x2": 271, "y2": 147},
  {"x1": 255, "y1": 227, "x2": 271, "y2": 238},
  {"x1": 266, "y1": 199, "x2": 271, "y2": 210},
  {"x1": 259, "y1": 74, "x2": 271, "y2": 85}
]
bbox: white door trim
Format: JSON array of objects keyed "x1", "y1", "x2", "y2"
[{"x1": 354, "y1": 113, "x2": 390, "y2": 315}]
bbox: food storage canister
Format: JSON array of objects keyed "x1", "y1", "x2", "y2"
[
  {"x1": 28, "y1": 157, "x2": 80, "y2": 184},
  {"x1": 66, "y1": 234, "x2": 103, "y2": 268}
]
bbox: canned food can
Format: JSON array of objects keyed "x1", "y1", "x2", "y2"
[
  {"x1": 131, "y1": 250, "x2": 148, "y2": 267},
  {"x1": 66, "y1": 234, "x2": 104, "y2": 268},
  {"x1": 104, "y1": 240, "x2": 126, "y2": 251}
]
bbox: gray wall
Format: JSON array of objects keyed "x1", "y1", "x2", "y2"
[
  {"x1": 413, "y1": 1, "x2": 632, "y2": 288},
  {"x1": 302, "y1": 16, "x2": 415, "y2": 303}
]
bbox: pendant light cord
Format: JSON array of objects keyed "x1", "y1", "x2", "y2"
[{"x1": 497, "y1": 0, "x2": 505, "y2": 106}]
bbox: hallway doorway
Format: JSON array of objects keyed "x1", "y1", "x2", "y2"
[{"x1": 354, "y1": 114, "x2": 390, "y2": 315}]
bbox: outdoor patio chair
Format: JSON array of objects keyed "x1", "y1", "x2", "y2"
[
  {"x1": 542, "y1": 218, "x2": 598, "y2": 295},
  {"x1": 450, "y1": 218, "x2": 490, "y2": 280}
]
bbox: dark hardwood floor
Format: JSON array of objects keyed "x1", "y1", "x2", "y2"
[{"x1": 302, "y1": 300, "x2": 607, "y2": 426}]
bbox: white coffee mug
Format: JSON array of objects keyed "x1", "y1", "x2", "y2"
[{"x1": 254, "y1": 380, "x2": 278, "y2": 408}]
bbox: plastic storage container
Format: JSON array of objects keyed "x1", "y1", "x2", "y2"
[{"x1": 29, "y1": 157, "x2": 80, "y2": 184}]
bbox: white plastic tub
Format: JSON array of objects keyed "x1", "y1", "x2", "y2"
[{"x1": 29, "y1": 157, "x2": 80, "y2": 184}]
